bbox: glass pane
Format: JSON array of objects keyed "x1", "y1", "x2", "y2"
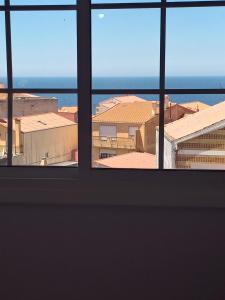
[
  {"x1": 0, "y1": 93, "x2": 7, "y2": 166},
  {"x1": 11, "y1": 11, "x2": 77, "y2": 88},
  {"x1": 166, "y1": 8, "x2": 225, "y2": 89},
  {"x1": 92, "y1": 94, "x2": 159, "y2": 169},
  {"x1": 11, "y1": 0, "x2": 76, "y2": 5},
  {"x1": 92, "y1": 9, "x2": 160, "y2": 89},
  {"x1": 12, "y1": 93, "x2": 78, "y2": 167},
  {"x1": 162, "y1": 94, "x2": 225, "y2": 170},
  {"x1": 0, "y1": 12, "x2": 7, "y2": 87}
]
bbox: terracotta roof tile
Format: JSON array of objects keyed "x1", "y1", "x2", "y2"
[
  {"x1": 93, "y1": 102, "x2": 155, "y2": 124},
  {"x1": 94, "y1": 152, "x2": 156, "y2": 169},
  {"x1": 19, "y1": 113, "x2": 76, "y2": 133},
  {"x1": 180, "y1": 101, "x2": 210, "y2": 112},
  {"x1": 59, "y1": 106, "x2": 78, "y2": 113}
]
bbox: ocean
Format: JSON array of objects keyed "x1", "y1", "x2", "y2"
[{"x1": 1, "y1": 76, "x2": 225, "y2": 113}]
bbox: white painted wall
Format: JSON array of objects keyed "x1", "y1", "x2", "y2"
[
  {"x1": 156, "y1": 129, "x2": 176, "y2": 169},
  {"x1": 164, "y1": 136, "x2": 176, "y2": 169}
]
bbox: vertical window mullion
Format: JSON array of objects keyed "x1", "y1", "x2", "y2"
[
  {"x1": 5, "y1": 0, "x2": 13, "y2": 166},
  {"x1": 159, "y1": 0, "x2": 166, "y2": 169},
  {"x1": 77, "y1": 0, "x2": 92, "y2": 176}
]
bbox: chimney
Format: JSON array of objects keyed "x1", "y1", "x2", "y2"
[
  {"x1": 164, "y1": 95, "x2": 170, "y2": 109},
  {"x1": 152, "y1": 101, "x2": 159, "y2": 115}
]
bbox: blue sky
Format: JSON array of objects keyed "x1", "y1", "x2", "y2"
[{"x1": 0, "y1": 4, "x2": 225, "y2": 77}]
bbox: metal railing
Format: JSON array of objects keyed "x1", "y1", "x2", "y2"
[
  {"x1": 0, "y1": 145, "x2": 23, "y2": 157},
  {"x1": 92, "y1": 136, "x2": 136, "y2": 150}
]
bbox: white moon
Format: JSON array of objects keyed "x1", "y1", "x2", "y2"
[{"x1": 98, "y1": 13, "x2": 105, "y2": 19}]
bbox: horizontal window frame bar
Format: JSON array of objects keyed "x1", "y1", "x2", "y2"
[
  {"x1": 165, "y1": 89, "x2": 225, "y2": 94},
  {"x1": 0, "y1": 5, "x2": 77, "y2": 11},
  {"x1": 0, "y1": 1, "x2": 224, "y2": 11},
  {"x1": 92, "y1": 89, "x2": 160, "y2": 94},
  {"x1": 1, "y1": 165, "x2": 225, "y2": 179},
  {"x1": 92, "y1": 88, "x2": 225, "y2": 94},
  {"x1": 92, "y1": 3, "x2": 162, "y2": 9},
  {"x1": 0, "y1": 167, "x2": 225, "y2": 208},
  {"x1": 91, "y1": 1, "x2": 225, "y2": 9},
  {"x1": 0, "y1": 88, "x2": 78, "y2": 94},
  {"x1": 1, "y1": 88, "x2": 225, "y2": 95}
]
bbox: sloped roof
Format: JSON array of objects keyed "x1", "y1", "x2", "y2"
[
  {"x1": 100, "y1": 95, "x2": 147, "y2": 106},
  {"x1": 94, "y1": 152, "x2": 156, "y2": 169},
  {"x1": 0, "y1": 93, "x2": 38, "y2": 101},
  {"x1": 59, "y1": 106, "x2": 78, "y2": 113},
  {"x1": 19, "y1": 113, "x2": 76, "y2": 133},
  {"x1": 58, "y1": 112, "x2": 77, "y2": 123},
  {"x1": 180, "y1": 101, "x2": 210, "y2": 112},
  {"x1": 164, "y1": 100, "x2": 225, "y2": 142},
  {"x1": 93, "y1": 102, "x2": 154, "y2": 124}
]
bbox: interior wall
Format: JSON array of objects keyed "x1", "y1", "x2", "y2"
[{"x1": 0, "y1": 203, "x2": 225, "y2": 300}]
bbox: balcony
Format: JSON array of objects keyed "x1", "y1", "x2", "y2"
[
  {"x1": 93, "y1": 136, "x2": 136, "y2": 150},
  {"x1": 0, "y1": 145, "x2": 24, "y2": 158}
]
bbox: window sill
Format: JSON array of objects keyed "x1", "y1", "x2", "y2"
[{"x1": 0, "y1": 168, "x2": 224, "y2": 208}]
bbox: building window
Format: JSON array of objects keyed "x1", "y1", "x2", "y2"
[{"x1": 128, "y1": 126, "x2": 138, "y2": 138}]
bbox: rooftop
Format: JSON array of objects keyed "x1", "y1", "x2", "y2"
[
  {"x1": 94, "y1": 152, "x2": 156, "y2": 169},
  {"x1": 180, "y1": 101, "x2": 210, "y2": 112},
  {"x1": 99, "y1": 95, "x2": 147, "y2": 106},
  {"x1": 58, "y1": 112, "x2": 77, "y2": 123},
  {"x1": 19, "y1": 113, "x2": 76, "y2": 133},
  {"x1": 0, "y1": 93, "x2": 39, "y2": 101},
  {"x1": 93, "y1": 102, "x2": 155, "y2": 124},
  {"x1": 59, "y1": 106, "x2": 78, "y2": 113},
  {"x1": 164, "y1": 100, "x2": 225, "y2": 142}
]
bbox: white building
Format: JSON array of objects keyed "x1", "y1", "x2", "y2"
[{"x1": 157, "y1": 101, "x2": 225, "y2": 170}]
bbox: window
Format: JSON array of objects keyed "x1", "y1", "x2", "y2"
[
  {"x1": 128, "y1": 127, "x2": 138, "y2": 137},
  {"x1": 99, "y1": 125, "x2": 117, "y2": 138},
  {"x1": 0, "y1": 0, "x2": 225, "y2": 206}
]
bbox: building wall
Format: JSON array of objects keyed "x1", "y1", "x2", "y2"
[
  {"x1": 93, "y1": 122, "x2": 141, "y2": 139},
  {"x1": 145, "y1": 104, "x2": 194, "y2": 155},
  {"x1": 13, "y1": 124, "x2": 78, "y2": 166},
  {"x1": 92, "y1": 122, "x2": 142, "y2": 161},
  {"x1": 0, "y1": 123, "x2": 20, "y2": 157},
  {"x1": 145, "y1": 117, "x2": 159, "y2": 154},
  {"x1": 0, "y1": 97, "x2": 58, "y2": 119},
  {"x1": 164, "y1": 135, "x2": 176, "y2": 169},
  {"x1": 0, "y1": 124, "x2": 7, "y2": 156},
  {"x1": 176, "y1": 127, "x2": 225, "y2": 169}
]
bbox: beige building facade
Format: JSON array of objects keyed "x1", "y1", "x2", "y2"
[
  {"x1": 0, "y1": 113, "x2": 78, "y2": 166},
  {"x1": 92, "y1": 99, "x2": 193, "y2": 162},
  {"x1": 0, "y1": 93, "x2": 58, "y2": 118}
]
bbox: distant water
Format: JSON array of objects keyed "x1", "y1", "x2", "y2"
[{"x1": 1, "y1": 76, "x2": 225, "y2": 113}]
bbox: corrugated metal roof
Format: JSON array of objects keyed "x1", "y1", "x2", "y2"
[
  {"x1": 93, "y1": 102, "x2": 154, "y2": 124},
  {"x1": 165, "y1": 100, "x2": 225, "y2": 141}
]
